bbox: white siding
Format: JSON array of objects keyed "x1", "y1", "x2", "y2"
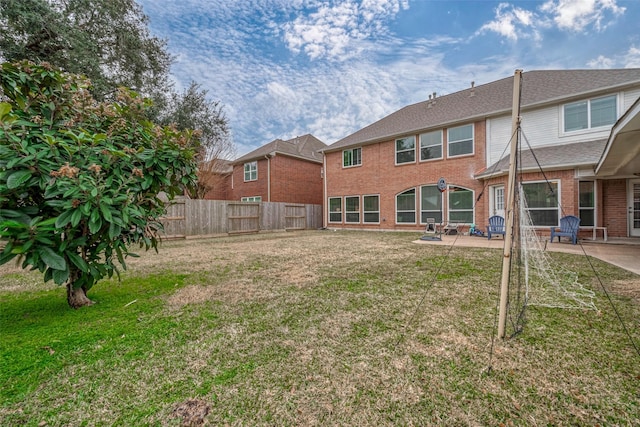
[
  {"x1": 624, "y1": 88, "x2": 640, "y2": 110},
  {"x1": 486, "y1": 89, "x2": 638, "y2": 166}
]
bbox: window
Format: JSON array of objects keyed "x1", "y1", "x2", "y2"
[
  {"x1": 448, "y1": 186, "x2": 474, "y2": 223},
  {"x1": 343, "y1": 148, "x2": 362, "y2": 167},
  {"x1": 396, "y1": 189, "x2": 416, "y2": 223},
  {"x1": 447, "y1": 124, "x2": 473, "y2": 157},
  {"x1": 564, "y1": 95, "x2": 616, "y2": 132},
  {"x1": 521, "y1": 181, "x2": 559, "y2": 226},
  {"x1": 395, "y1": 136, "x2": 416, "y2": 164},
  {"x1": 420, "y1": 185, "x2": 442, "y2": 223},
  {"x1": 244, "y1": 161, "x2": 257, "y2": 181},
  {"x1": 329, "y1": 197, "x2": 342, "y2": 223},
  {"x1": 363, "y1": 195, "x2": 380, "y2": 223},
  {"x1": 579, "y1": 181, "x2": 595, "y2": 227},
  {"x1": 420, "y1": 130, "x2": 443, "y2": 161},
  {"x1": 345, "y1": 196, "x2": 360, "y2": 223},
  {"x1": 241, "y1": 196, "x2": 261, "y2": 202}
]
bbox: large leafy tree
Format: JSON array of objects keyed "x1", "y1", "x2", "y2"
[
  {"x1": 1, "y1": 0, "x2": 235, "y2": 198},
  {"x1": 155, "y1": 82, "x2": 235, "y2": 198},
  {"x1": 0, "y1": 0, "x2": 172, "y2": 99},
  {"x1": 0, "y1": 61, "x2": 199, "y2": 307}
]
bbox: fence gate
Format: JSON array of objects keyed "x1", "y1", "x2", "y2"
[
  {"x1": 285, "y1": 204, "x2": 306, "y2": 230},
  {"x1": 159, "y1": 198, "x2": 186, "y2": 239},
  {"x1": 227, "y1": 203, "x2": 260, "y2": 234}
]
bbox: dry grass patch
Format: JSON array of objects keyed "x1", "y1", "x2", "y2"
[{"x1": 1, "y1": 230, "x2": 639, "y2": 426}]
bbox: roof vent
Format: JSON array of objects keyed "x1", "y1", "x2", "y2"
[{"x1": 470, "y1": 81, "x2": 475, "y2": 97}]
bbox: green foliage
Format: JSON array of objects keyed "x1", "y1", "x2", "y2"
[
  {"x1": 0, "y1": 60, "x2": 199, "y2": 301},
  {"x1": 0, "y1": 0, "x2": 172, "y2": 99}
]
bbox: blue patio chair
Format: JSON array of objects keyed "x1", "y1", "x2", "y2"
[
  {"x1": 487, "y1": 215, "x2": 506, "y2": 240},
  {"x1": 550, "y1": 215, "x2": 581, "y2": 245}
]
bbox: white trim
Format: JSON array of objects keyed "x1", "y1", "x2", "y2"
[
  {"x1": 328, "y1": 196, "x2": 343, "y2": 224},
  {"x1": 395, "y1": 188, "x2": 417, "y2": 224},
  {"x1": 343, "y1": 147, "x2": 362, "y2": 168},
  {"x1": 419, "y1": 130, "x2": 443, "y2": 162},
  {"x1": 560, "y1": 93, "x2": 617, "y2": 137},
  {"x1": 419, "y1": 184, "x2": 443, "y2": 224},
  {"x1": 447, "y1": 184, "x2": 475, "y2": 224},
  {"x1": 344, "y1": 195, "x2": 361, "y2": 224},
  {"x1": 395, "y1": 135, "x2": 417, "y2": 165},
  {"x1": 243, "y1": 161, "x2": 258, "y2": 182},
  {"x1": 447, "y1": 124, "x2": 475, "y2": 158},
  {"x1": 629, "y1": 179, "x2": 640, "y2": 237},
  {"x1": 363, "y1": 194, "x2": 381, "y2": 224},
  {"x1": 520, "y1": 179, "x2": 561, "y2": 227}
]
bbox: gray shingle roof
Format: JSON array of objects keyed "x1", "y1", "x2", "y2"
[
  {"x1": 325, "y1": 68, "x2": 640, "y2": 152},
  {"x1": 475, "y1": 139, "x2": 607, "y2": 179},
  {"x1": 234, "y1": 134, "x2": 326, "y2": 164}
]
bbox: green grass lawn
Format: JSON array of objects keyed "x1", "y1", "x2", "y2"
[{"x1": 1, "y1": 231, "x2": 639, "y2": 426}]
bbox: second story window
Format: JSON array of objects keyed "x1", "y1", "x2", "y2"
[
  {"x1": 343, "y1": 147, "x2": 362, "y2": 167},
  {"x1": 564, "y1": 95, "x2": 617, "y2": 132},
  {"x1": 244, "y1": 161, "x2": 257, "y2": 181},
  {"x1": 447, "y1": 124, "x2": 473, "y2": 157},
  {"x1": 420, "y1": 130, "x2": 443, "y2": 161},
  {"x1": 396, "y1": 136, "x2": 416, "y2": 164}
]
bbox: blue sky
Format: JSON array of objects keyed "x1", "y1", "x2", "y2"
[{"x1": 137, "y1": 0, "x2": 640, "y2": 157}]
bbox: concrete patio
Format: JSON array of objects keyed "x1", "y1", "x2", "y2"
[{"x1": 415, "y1": 233, "x2": 640, "y2": 276}]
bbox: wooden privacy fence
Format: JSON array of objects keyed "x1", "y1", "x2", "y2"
[{"x1": 160, "y1": 198, "x2": 322, "y2": 238}]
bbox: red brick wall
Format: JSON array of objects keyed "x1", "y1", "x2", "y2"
[
  {"x1": 270, "y1": 155, "x2": 323, "y2": 205},
  {"x1": 229, "y1": 156, "x2": 323, "y2": 204},
  {"x1": 602, "y1": 179, "x2": 628, "y2": 237},
  {"x1": 325, "y1": 122, "x2": 488, "y2": 230},
  {"x1": 230, "y1": 158, "x2": 269, "y2": 201},
  {"x1": 203, "y1": 173, "x2": 232, "y2": 200}
]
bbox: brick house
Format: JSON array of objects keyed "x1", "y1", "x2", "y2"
[
  {"x1": 199, "y1": 159, "x2": 233, "y2": 200},
  {"x1": 230, "y1": 134, "x2": 326, "y2": 204},
  {"x1": 322, "y1": 69, "x2": 640, "y2": 239}
]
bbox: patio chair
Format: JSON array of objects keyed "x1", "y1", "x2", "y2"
[
  {"x1": 487, "y1": 215, "x2": 506, "y2": 240},
  {"x1": 550, "y1": 215, "x2": 581, "y2": 245}
]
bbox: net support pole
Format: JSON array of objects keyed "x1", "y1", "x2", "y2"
[{"x1": 498, "y1": 69, "x2": 523, "y2": 339}]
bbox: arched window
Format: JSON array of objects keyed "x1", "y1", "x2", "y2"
[
  {"x1": 396, "y1": 188, "x2": 416, "y2": 223},
  {"x1": 448, "y1": 185, "x2": 474, "y2": 223}
]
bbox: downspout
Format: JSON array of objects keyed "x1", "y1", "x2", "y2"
[
  {"x1": 264, "y1": 155, "x2": 271, "y2": 202},
  {"x1": 323, "y1": 152, "x2": 327, "y2": 228}
]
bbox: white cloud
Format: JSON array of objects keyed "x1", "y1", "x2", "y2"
[
  {"x1": 587, "y1": 55, "x2": 615, "y2": 68},
  {"x1": 477, "y1": 3, "x2": 541, "y2": 41},
  {"x1": 281, "y1": 0, "x2": 409, "y2": 61},
  {"x1": 479, "y1": 0, "x2": 626, "y2": 41},
  {"x1": 623, "y1": 46, "x2": 640, "y2": 68},
  {"x1": 540, "y1": 0, "x2": 625, "y2": 32}
]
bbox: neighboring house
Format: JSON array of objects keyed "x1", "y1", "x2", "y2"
[
  {"x1": 199, "y1": 159, "x2": 233, "y2": 200},
  {"x1": 230, "y1": 134, "x2": 326, "y2": 205},
  {"x1": 322, "y1": 69, "x2": 640, "y2": 239}
]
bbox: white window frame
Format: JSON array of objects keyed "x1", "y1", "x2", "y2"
[
  {"x1": 363, "y1": 194, "x2": 380, "y2": 224},
  {"x1": 447, "y1": 185, "x2": 474, "y2": 224},
  {"x1": 241, "y1": 196, "x2": 261, "y2": 202},
  {"x1": 244, "y1": 161, "x2": 257, "y2": 182},
  {"x1": 345, "y1": 195, "x2": 360, "y2": 224},
  {"x1": 562, "y1": 94, "x2": 617, "y2": 134},
  {"x1": 396, "y1": 188, "x2": 416, "y2": 224},
  {"x1": 343, "y1": 147, "x2": 362, "y2": 168},
  {"x1": 447, "y1": 124, "x2": 474, "y2": 158},
  {"x1": 395, "y1": 136, "x2": 416, "y2": 165},
  {"x1": 419, "y1": 130, "x2": 443, "y2": 162},
  {"x1": 328, "y1": 197, "x2": 342, "y2": 223},
  {"x1": 520, "y1": 180, "x2": 561, "y2": 227},
  {"x1": 579, "y1": 180, "x2": 595, "y2": 227},
  {"x1": 420, "y1": 185, "x2": 443, "y2": 224}
]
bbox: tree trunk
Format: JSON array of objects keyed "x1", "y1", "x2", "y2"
[{"x1": 66, "y1": 283, "x2": 94, "y2": 308}]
